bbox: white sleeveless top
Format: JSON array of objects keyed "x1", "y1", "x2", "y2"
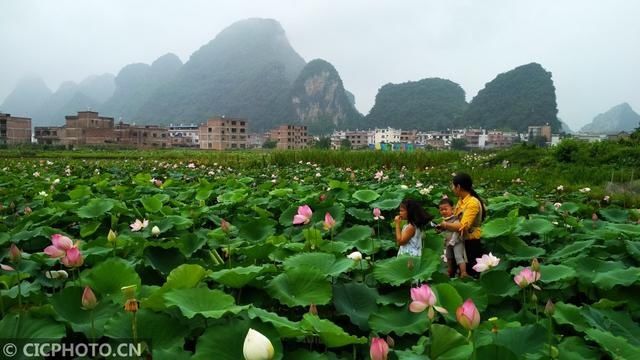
[{"x1": 398, "y1": 224, "x2": 422, "y2": 256}]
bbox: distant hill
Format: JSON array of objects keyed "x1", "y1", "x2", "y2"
[
  {"x1": 462, "y1": 63, "x2": 560, "y2": 132},
  {"x1": 580, "y1": 103, "x2": 640, "y2": 134},
  {"x1": 101, "y1": 53, "x2": 182, "y2": 121},
  {"x1": 365, "y1": 78, "x2": 467, "y2": 131},
  {"x1": 134, "y1": 18, "x2": 306, "y2": 131},
  {"x1": 1, "y1": 77, "x2": 52, "y2": 119},
  {"x1": 288, "y1": 59, "x2": 363, "y2": 134}
]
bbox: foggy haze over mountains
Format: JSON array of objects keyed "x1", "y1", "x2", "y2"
[{"x1": 1, "y1": 0, "x2": 639, "y2": 131}]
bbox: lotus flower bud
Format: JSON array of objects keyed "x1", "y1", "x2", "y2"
[
  {"x1": 9, "y1": 244, "x2": 21, "y2": 263},
  {"x1": 82, "y1": 286, "x2": 98, "y2": 310},
  {"x1": 151, "y1": 226, "x2": 160, "y2": 237},
  {"x1": 456, "y1": 299, "x2": 481, "y2": 330},
  {"x1": 243, "y1": 328, "x2": 274, "y2": 360},
  {"x1": 309, "y1": 304, "x2": 318, "y2": 316},
  {"x1": 544, "y1": 299, "x2": 555, "y2": 316},
  {"x1": 386, "y1": 335, "x2": 395, "y2": 348},
  {"x1": 531, "y1": 258, "x2": 540, "y2": 272},
  {"x1": 221, "y1": 219, "x2": 231, "y2": 233},
  {"x1": 369, "y1": 337, "x2": 389, "y2": 360},
  {"x1": 124, "y1": 299, "x2": 139, "y2": 313},
  {"x1": 107, "y1": 229, "x2": 117, "y2": 243},
  {"x1": 24, "y1": 207, "x2": 32, "y2": 216},
  {"x1": 347, "y1": 251, "x2": 362, "y2": 261}
]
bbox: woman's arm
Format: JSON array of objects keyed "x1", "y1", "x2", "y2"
[{"x1": 395, "y1": 217, "x2": 416, "y2": 246}]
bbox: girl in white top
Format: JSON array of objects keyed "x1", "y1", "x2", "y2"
[{"x1": 394, "y1": 199, "x2": 433, "y2": 257}]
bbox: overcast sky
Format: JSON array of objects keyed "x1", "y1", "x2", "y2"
[{"x1": 1, "y1": 0, "x2": 639, "y2": 130}]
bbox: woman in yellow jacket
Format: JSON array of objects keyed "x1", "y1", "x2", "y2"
[{"x1": 438, "y1": 173, "x2": 486, "y2": 277}]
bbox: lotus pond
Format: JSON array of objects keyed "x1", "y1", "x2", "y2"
[{"x1": 1, "y1": 154, "x2": 639, "y2": 359}]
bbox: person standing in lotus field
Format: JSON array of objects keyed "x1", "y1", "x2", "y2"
[
  {"x1": 394, "y1": 199, "x2": 433, "y2": 257},
  {"x1": 438, "y1": 173, "x2": 486, "y2": 277}
]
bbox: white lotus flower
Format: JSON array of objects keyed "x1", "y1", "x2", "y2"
[
  {"x1": 556, "y1": 185, "x2": 564, "y2": 191},
  {"x1": 45, "y1": 270, "x2": 69, "y2": 280},
  {"x1": 579, "y1": 187, "x2": 591, "y2": 193},
  {"x1": 130, "y1": 219, "x2": 149, "y2": 232},
  {"x1": 472, "y1": 253, "x2": 500, "y2": 273},
  {"x1": 243, "y1": 328, "x2": 274, "y2": 360},
  {"x1": 151, "y1": 226, "x2": 160, "y2": 236},
  {"x1": 347, "y1": 251, "x2": 363, "y2": 261},
  {"x1": 553, "y1": 202, "x2": 562, "y2": 209}
]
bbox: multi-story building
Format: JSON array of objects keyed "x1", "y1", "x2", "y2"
[
  {"x1": 247, "y1": 133, "x2": 267, "y2": 149},
  {"x1": 527, "y1": 124, "x2": 552, "y2": 143},
  {"x1": 462, "y1": 128, "x2": 485, "y2": 149},
  {"x1": 268, "y1": 124, "x2": 310, "y2": 149},
  {"x1": 0, "y1": 113, "x2": 32, "y2": 145},
  {"x1": 479, "y1": 131, "x2": 518, "y2": 149},
  {"x1": 115, "y1": 123, "x2": 170, "y2": 148},
  {"x1": 400, "y1": 129, "x2": 418, "y2": 143},
  {"x1": 168, "y1": 123, "x2": 199, "y2": 148},
  {"x1": 199, "y1": 117, "x2": 248, "y2": 150},
  {"x1": 345, "y1": 130, "x2": 372, "y2": 149},
  {"x1": 374, "y1": 127, "x2": 401, "y2": 145},
  {"x1": 34, "y1": 111, "x2": 171, "y2": 148}
]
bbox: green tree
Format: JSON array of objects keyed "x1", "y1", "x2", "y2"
[
  {"x1": 340, "y1": 139, "x2": 352, "y2": 150},
  {"x1": 262, "y1": 140, "x2": 278, "y2": 149},
  {"x1": 315, "y1": 137, "x2": 332, "y2": 149},
  {"x1": 450, "y1": 138, "x2": 467, "y2": 150}
]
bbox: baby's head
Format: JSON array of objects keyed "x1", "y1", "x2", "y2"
[{"x1": 439, "y1": 198, "x2": 454, "y2": 217}]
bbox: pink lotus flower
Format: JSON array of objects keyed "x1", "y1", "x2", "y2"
[
  {"x1": 472, "y1": 253, "x2": 500, "y2": 273},
  {"x1": 373, "y1": 208, "x2": 384, "y2": 220},
  {"x1": 0, "y1": 263, "x2": 14, "y2": 271},
  {"x1": 456, "y1": 298, "x2": 480, "y2": 330},
  {"x1": 514, "y1": 267, "x2": 541, "y2": 289},
  {"x1": 370, "y1": 337, "x2": 389, "y2": 360},
  {"x1": 323, "y1": 212, "x2": 336, "y2": 230},
  {"x1": 82, "y1": 286, "x2": 98, "y2": 310},
  {"x1": 44, "y1": 234, "x2": 84, "y2": 268},
  {"x1": 293, "y1": 205, "x2": 313, "y2": 225},
  {"x1": 130, "y1": 219, "x2": 149, "y2": 232},
  {"x1": 409, "y1": 284, "x2": 448, "y2": 320},
  {"x1": 374, "y1": 171, "x2": 384, "y2": 181}
]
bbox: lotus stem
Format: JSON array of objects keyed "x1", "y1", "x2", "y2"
[
  {"x1": 90, "y1": 310, "x2": 96, "y2": 342},
  {"x1": 131, "y1": 311, "x2": 138, "y2": 345}
]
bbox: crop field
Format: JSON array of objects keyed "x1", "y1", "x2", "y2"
[{"x1": 1, "y1": 149, "x2": 639, "y2": 359}]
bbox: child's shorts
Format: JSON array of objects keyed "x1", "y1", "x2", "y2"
[{"x1": 446, "y1": 242, "x2": 467, "y2": 264}]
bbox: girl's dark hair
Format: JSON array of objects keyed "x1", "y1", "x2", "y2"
[
  {"x1": 439, "y1": 198, "x2": 454, "y2": 207},
  {"x1": 452, "y1": 172, "x2": 486, "y2": 221},
  {"x1": 400, "y1": 199, "x2": 433, "y2": 229}
]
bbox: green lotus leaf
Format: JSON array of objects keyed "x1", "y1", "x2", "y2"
[
  {"x1": 581, "y1": 306, "x2": 640, "y2": 346},
  {"x1": 584, "y1": 328, "x2": 640, "y2": 360},
  {"x1": 209, "y1": 265, "x2": 265, "y2": 288},
  {"x1": 557, "y1": 336, "x2": 601, "y2": 360},
  {"x1": 238, "y1": 218, "x2": 276, "y2": 243},
  {"x1": 192, "y1": 319, "x2": 283, "y2": 360},
  {"x1": 598, "y1": 208, "x2": 629, "y2": 223},
  {"x1": 217, "y1": 189, "x2": 247, "y2": 204},
  {"x1": 77, "y1": 198, "x2": 114, "y2": 218},
  {"x1": 79, "y1": 221, "x2": 101, "y2": 238},
  {"x1": 164, "y1": 287, "x2": 248, "y2": 319},
  {"x1": 432, "y1": 283, "x2": 463, "y2": 318},
  {"x1": 335, "y1": 225, "x2": 373, "y2": 244},
  {"x1": 625, "y1": 240, "x2": 640, "y2": 261},
  {"x1": 144, "y1": 246, "x2": 186, "y2": 274},
  {"x1": 346, "y1": 207, "x2": 375, "y2": 222},
  {"x1": 479, "y1": 270, "x2": 519, "y2": 300},
  {"x1": 373, "y1": 251, "x2": 440, "y2": 286},
  {"x1": 142, "y1": 263, "x2": 207, "y2": 310},
  {"x1": 247, "y1": 306, "x2": 307, "y2": 338},
  {"x1": 487, "y1": 324, "x2": 547, "y2": 357},
  {"x1": 266, "y1": 268, "x2": 332, "y2": 307},
  {"x1": 604, "y1": 223, "x2": 640, "y2": 235},
  {"x1": 368, "y1": 305, "x2": 429, "y2": 336},
  {"x1": 283, "y1": 252, "x2": 354, "y2": 277},
  {"x1": 549, "y1": 241, "x2": 596, "y2": 261},
  {"x1": 49, "y1": 286, "x2": 120, "y2": 338},
  {"x1": 103, "y1": 308, "x2": 189, "y2": 351},
  {"x1": 0, "y1": 313, "x2": 65, "y2": 339},
  {"x1": 430, "y1": 324, "x2": 472, "y2": 359},
  {"x1": 301, "y1": 313, "x2": 367, "y2": 348},
  {"x1": 482, "y1": 218, "x2": 514, "y2": 238},
  {"x1": 475, "y1": 345, "x2": 518, "y2": 360},
  {"x1": 539, "y1": 264, "x2": 577, "y2": 283},
  {"x1": 82, "y1": 258, "x2": 141, "y2": 301},
  {"x1": 352, "y1": 189, "x2": 380, "y2": 203},
  {"x1": 559, "y1": 202, "x2": 580, "y2": 214},
  {"x1": 370, "y1": 198, "x2": 403, "y2": 211},
  {"x1": 516, "y1": 218, "x2": 554, "y2": 236},
  {"x1": 332, "y1": 282, "x2": 379, "y2": 330},
  {"x1": 449, "y1": 280, "x2": 488, "y2": 312},
  {"x1": 553, "y1": 302, "x2": 589, "y2": 332},
  {"x1": 141, "y1": 195, "x2": 164, "y2": 213}
]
